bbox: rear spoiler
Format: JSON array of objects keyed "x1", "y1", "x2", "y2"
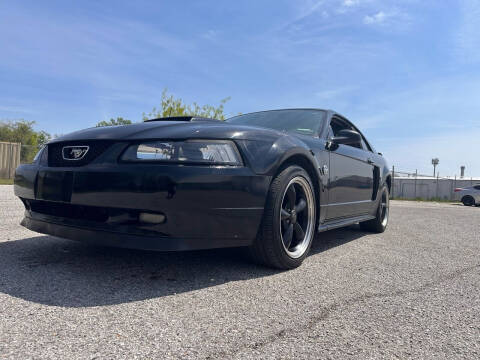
[{"x1": 144, "y1": 116, "x2": 221, "y2": 123}]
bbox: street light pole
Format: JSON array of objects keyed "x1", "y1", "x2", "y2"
[{"x1": 432, "y1": 158, "x2": 439, "y2": 177}]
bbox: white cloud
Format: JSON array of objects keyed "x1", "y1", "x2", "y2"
[
  {"x1": 201, "y1": 30, "x2": 218, "y2": 41},
  {"x1": 293, "y1": 0, "x2": 325, "y2": 22},
  {"x1": 315, "y1": 86, "x2": 357, "y2": 100},
  {"x1": 343, "y1": 0, "x2": 360, "y2": 7},
  {"x1": 363, "y1": 11, "x2": 387, "y2": 24}
]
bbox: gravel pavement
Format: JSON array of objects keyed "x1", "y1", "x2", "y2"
[{"x1": 0, "y1": 185, "x2": 479, "y2": 359}]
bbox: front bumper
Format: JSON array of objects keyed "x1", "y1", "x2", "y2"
[{"x1": 15, "y1": 163, "x2": 271, "y2": 251}]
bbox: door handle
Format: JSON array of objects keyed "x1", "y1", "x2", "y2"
[{"x1": 367, "y1": 158, "x2": 375, "y2": 165}]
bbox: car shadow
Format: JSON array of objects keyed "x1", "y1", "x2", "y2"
[
  {"x1": 450, "y1": 203, "x2": 479, "y2": 207},
  {"x1": 0, "y1": 226, "x2": 367, "y2": 308}
]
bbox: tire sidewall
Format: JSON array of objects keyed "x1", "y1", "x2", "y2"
[
  {"x1": 270, "y1": 166, "x2": 316, "y2": 267},
  {"x1": 462, "y1": 196, "x2": 474, "y2": 206},
  {"x1": 376, "y1": 185, "x2": 389, "y2": 231}
]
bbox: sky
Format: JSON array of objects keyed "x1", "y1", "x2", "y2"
[{"x1": 1, "y1": 0, "x2": 479, "y2": 177}]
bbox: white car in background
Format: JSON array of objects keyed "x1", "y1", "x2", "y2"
[{"x1": 455, "y1": 185, "x2": 480, "y2": 206}]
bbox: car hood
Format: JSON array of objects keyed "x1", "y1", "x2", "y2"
[{"x1": 50, "y1": 120, "x2": 286, "y2": 143}]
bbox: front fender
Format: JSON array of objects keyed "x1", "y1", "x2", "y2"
[
  {"x1": 236, "y1": 136, "x2": 320, "y2": 177},
  {"x1": 377, "y1": 156, "x2": 391, "y2": 186}
]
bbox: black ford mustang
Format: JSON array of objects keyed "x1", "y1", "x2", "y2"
[{"x1": 14, "y1": 109, "x2": 391, "y2": 269}]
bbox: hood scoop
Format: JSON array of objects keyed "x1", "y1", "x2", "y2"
[{"x1": 144, "y1": 116, "x2": 221, "y2": 123}]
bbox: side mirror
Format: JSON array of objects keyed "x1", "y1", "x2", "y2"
[{"x1": 331, "y1": 129, "x2": 362, "y2": 146}]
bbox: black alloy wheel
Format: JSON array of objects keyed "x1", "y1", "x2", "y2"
[
  {"x1": 280, "y1": 177, "x2": 315, "y2": 259},
  {"x1": 360, "y1": 185, "x2": 389, "y2": 233},
  {"x1": 249, "y1": 165, "x2": 316, "y2": 269}
]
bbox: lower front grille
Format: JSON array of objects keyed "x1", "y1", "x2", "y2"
[
  {"x1": 48, "y1": 140, "x2": 114, "y2": 167},
  {"x1": 23, "y1": 199, "x2": 166, "y2": 227},
  {"x1": 22, "y1": 200, "x2": 170, "y2": 239},
  {"x1": 28, "y1": 200, "x2": 111, "y2": 222}
]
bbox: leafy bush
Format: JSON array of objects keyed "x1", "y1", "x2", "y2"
[
  {"x1": 142, "y1": 89, "x2": 230, "y2": 121},
  {"x1": 0, "y1": 120, "x2": 51, "y2": 163}
]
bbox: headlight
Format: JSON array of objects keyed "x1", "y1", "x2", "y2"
[{"x1": 121, "y1": 140, "x2": 243, "y2": 166}]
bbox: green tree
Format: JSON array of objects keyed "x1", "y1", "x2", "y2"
[
  {"x1": 0, "y1": 120, "x2": 51, "y2": 163},
  {"x1": 142, "y1": 89, "x2": 230, "y2": 121},
  {"x1": 37, "y1": 130, "x2": 51, "y2": 146},
  {"x1": 96, "y1": 117, "x2": 133, "y2": 127}
]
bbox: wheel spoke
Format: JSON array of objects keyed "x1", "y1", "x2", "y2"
[
  {"x1": 295, "y1": 198, "x2": 307, "y2": 213},
  {"x1": 283, "y1": 223, "x2": 294, "y2": 249},
  {"x1": 277, "y1": 176, "x2": 316, "y2": 259},
  {"x1": 294, "y1": 223, "x2": 305, "y2": 241},
  {"x1": 286, "y1": 185, "x2": 296, "y2": 209},
  {"x1": 281, "y1": 209, "x2": 291, "y2": 220}
]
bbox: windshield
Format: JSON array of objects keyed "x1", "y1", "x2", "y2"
[{"x1": 226, "y1": 109, "x2": 326, "y2": 136}]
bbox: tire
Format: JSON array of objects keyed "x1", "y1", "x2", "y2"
[
  {"x1": 461, "y1": 196, "x2": 475, "y2": 207},
  {"x1": 360, "y1": 185, "x2": 389, "y2": 233},
  {"x1": 249, "y1": 165, "x2": 316, "y2": 269}
]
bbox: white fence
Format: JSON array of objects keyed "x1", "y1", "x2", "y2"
[{"x1": 392, "y1": 175, "x2": 480, "y2": 201}]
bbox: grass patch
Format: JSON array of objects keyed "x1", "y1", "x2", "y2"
[{"x1": 0, "y1": 178, "x2": 14, "y2": 185}]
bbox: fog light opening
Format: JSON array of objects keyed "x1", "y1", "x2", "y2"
[{"x1": 139, "y1": 212, "x2": 166, "y2": 224}]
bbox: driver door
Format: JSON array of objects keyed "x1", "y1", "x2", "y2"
[{"x1": 326, "y1": 117, "x2": 374, "y2": 220}]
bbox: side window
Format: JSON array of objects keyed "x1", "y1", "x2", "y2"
[
  {"x1": 330, "y1": 118, "x2": 363, "y2": 150},
  {"x1": 360, "y1": 135, "x2": 373, "y2": 152}
]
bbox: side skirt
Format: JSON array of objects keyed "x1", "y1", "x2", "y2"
[{"x1": 317, "y1": 214, "x2": 375, "y2": 233}]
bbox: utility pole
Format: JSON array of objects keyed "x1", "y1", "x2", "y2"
[
  {"x1": 391, "y1": 165, "x2": 395, "y2": 199},
  {"x1": 414, "y1": 169, "x2": 417, "y2": 199},
  {"x1": 431, "y1": 158, "x2": 439, "y2": 177}
]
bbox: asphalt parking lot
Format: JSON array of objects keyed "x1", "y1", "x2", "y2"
[{"x1": 1, "y1": 185, "x2": 479, "y2": 359}]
